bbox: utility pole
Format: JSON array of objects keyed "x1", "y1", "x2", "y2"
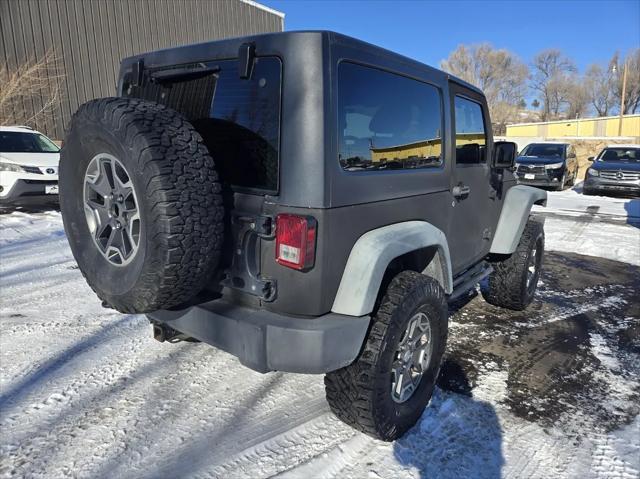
[{"x1": 618, "y1": 60, "x2": 628, "y2": 137}]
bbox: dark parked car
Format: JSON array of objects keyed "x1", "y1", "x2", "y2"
[
  {"x1": 584, "y1": 145, "x2": 640, "y2": 196},
  {"x1": 515, "y1": 142, "x2": 579, "y2": 190},
  {"x1": 59, "y1": 31, "x2": 547, "y2": 441}
]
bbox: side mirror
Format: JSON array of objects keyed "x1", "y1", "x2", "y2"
[
  {"x1": 588, "y1": 156, "x2": 595, "y2": 162},
  {"x1": 493, "y1": 141, "x2": 517, "y2": 168}
]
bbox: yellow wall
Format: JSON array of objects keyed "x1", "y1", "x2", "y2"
[
  {"x1": 506, "y1": 114, "x2": 640, "y2": 139},
  {"x1": 369, "y1": 133, "x2": 485, "y2": 163},
  {"x1": 370, "y1": 138, "x2": 443, "y2": 163}
]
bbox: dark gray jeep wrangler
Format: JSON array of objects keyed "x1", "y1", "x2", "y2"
[{"x1": 60, "y1": 31, "x2": 547, "y2": 441}]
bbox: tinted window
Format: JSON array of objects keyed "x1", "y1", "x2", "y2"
[
  {"x1": 520, "y1": 144, "x2": 565, "y2": 158},
  {"x1": 126, "y1": 57, "x2": 281, "y2": 192},
  {"x1": 0, "y1": 132, "x2": 60, "y2": 153},
  {"x1": 598, "y1": 147, "x2": 640, "y2": 162},
  {"x1": 338, "y1": 62, "x2": 442, "y2": 171},
  {"x1": 454, "y1": 96, "x2": 486, "y2": 165}
]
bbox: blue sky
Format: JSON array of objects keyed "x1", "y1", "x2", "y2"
[{"x1": 264, "y1": 0, "x2": 640, "y2": 72}]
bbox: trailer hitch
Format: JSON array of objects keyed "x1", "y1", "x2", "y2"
[{"x1": 151, "y1": 321, "x2": 199, "y2": 343}]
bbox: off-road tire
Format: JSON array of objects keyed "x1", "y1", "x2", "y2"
[
  {"x1": 482, "y1": 219, "x2": 544, "y2": 311},
  {"x1": 324, "y1": 271, "x2": 448, "y2": 441},
  {"x1": 60, "y1": 98, "x2": 224, "y2": 313}
]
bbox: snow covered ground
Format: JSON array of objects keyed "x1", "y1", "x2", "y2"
[
  {"x1": 534, "y1": 182, "x2": 640, "y2": 220},
  {"x1": 1, "y1": 187, "x2": 639, "y2": 479}
]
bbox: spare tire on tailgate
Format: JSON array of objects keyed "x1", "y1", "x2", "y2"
[{"x1": 59, "y1": 98, "x2": 224, "y2": 313}]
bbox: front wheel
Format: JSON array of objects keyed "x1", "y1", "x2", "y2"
[
  {"x1": 482, "y1": 219, "x2": 544, "y2": 311},
  {"x1": 324, "y1": 271, "x2": 448, "y2": 441}
]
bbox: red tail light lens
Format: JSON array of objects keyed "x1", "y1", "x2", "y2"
[{"x1": 275, "y1": 214, "x2": 317, "y2": 270}]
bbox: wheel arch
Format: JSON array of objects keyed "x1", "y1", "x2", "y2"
[
  {"x1": 490, "y1": 185, "x2": 547, "y2": 255},
  {"x1": 331, "y1": 221, "x2": 453, "y2": 317}
]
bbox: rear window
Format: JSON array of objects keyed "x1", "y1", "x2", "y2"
[
  {"x1": 124, "y1": 57, "x2": 281, "y2": 192},
  {"x1": 338, "y1": 62, "x2": 443, "y2": 171},
  {"x1": 0, "y1": 132, "x2": 60, "y2": 153}
]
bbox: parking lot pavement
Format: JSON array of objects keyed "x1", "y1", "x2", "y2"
[{"x1": 0, "y1": 202, "x2": 638, "y2": 478}]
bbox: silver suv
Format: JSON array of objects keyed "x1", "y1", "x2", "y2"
[{"x1": 584, "y1": 145, "x2": 640, "y2": 196}]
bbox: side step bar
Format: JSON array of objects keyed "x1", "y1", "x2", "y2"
[{"x1": 448, "y1": 261, "x2": 493, "y2": 302}]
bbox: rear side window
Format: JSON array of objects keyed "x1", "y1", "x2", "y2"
[
  {"x1": 454, "y1": 96, "x2": 486, "y2": 165},
  {"x1": 338, "y1": 62, "x2": 443, "y2": 171},
  {"x1": 124, "y1": 57, "x2": 281, "y2": 192}
]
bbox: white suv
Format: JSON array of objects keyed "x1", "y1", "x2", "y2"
[{"x1": 0, "y1": 126, "x2": 60, "y2": 204}]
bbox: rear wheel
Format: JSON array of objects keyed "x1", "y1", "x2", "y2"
[
  {"x1": 482, "y1": 219, "x2": 544, "y2": 311},
  {"x1": 60, "y1": 98, "x2": 224, "y2": 313},
  {"x1": 324, "y1": 271, "x2": 448, "y2": 441}
]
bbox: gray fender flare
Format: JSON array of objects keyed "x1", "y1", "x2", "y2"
[
  {"x1": 490, "y1": 184, "x2": 547, "y2": 255},
  {"x1": 331, "y1": 221, "x2": 453, "y2": 317}
]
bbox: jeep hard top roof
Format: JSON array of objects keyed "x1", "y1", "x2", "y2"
[{"x1": 119, "y1": 30, "x2": 482, "y2": 95}]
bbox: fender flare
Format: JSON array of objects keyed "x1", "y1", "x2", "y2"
[
  {"x1": 331, "y1": 221, "x2": 453, "y2": 317},
  {"x1": 490, "y1": 184, "x2": 547, "y2": 255}
]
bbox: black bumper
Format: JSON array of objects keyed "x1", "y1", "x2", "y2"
[
  {"x1": 0, "y1": 179, "x2": 59, "y2": 203},
  {"x1": 148, "y1": 301, "x2": 370, "y2": 374},
  {"x1": 584, "y1": 178, "x2": 640, "y2": 195},
  {"x1": 517, "y1": 178, "x2": 561, "y2": 187},
  {"x1": 516, "y1": 171, "x2": 564, "y2": 187}
]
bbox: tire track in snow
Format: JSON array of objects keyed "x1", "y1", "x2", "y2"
[
  {"x1": 2, "y1": 204, "x2": 639, "y2": 478},
  {"x1": 210, "y1": 412, "x2": 358, "y2": 479}
]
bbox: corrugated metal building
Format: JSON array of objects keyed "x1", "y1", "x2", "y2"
[{"x1": 0, "y1": 0, "x2": 284, "y2": 139}]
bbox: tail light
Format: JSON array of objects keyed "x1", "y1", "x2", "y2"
[{"x1": 275, "y1": 214, "x2": 317, "y2": 270}]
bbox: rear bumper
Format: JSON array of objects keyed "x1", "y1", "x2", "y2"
[{"x1": 148, "y1": 301, "x2": 370, "y2": 374}]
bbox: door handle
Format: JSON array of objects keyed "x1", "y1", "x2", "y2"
[{"x1": 452, "y1": 184, "x2": 471, "y2": 198}]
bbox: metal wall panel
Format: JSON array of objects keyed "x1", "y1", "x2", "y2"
[{"x1": 0, "y1": 0, "x2": 283, "y2": 138}]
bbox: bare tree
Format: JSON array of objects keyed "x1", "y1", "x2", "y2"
[
  {"x1": 612, "y1": 49, "x2": 640, "y2": 114},
  {"x1": 530, "y1": 49, "x2": 576, "y2": 120},
  {"x1": 564, "y1": 79, "x2": 590, "y2": 118},
  {"x1": 441, "y1": 43, "x2": 528, "y2": 134},
  {"x1": 0, "y1": 50, "x2": 64, "y2": 132},
  {"x1": 584, "y1": 62, "x2": 616, "y2": 116}
]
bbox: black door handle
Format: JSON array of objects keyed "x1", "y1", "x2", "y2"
[{"x1": 452, "y1": 184, "x2": 471, "y2": 198}]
